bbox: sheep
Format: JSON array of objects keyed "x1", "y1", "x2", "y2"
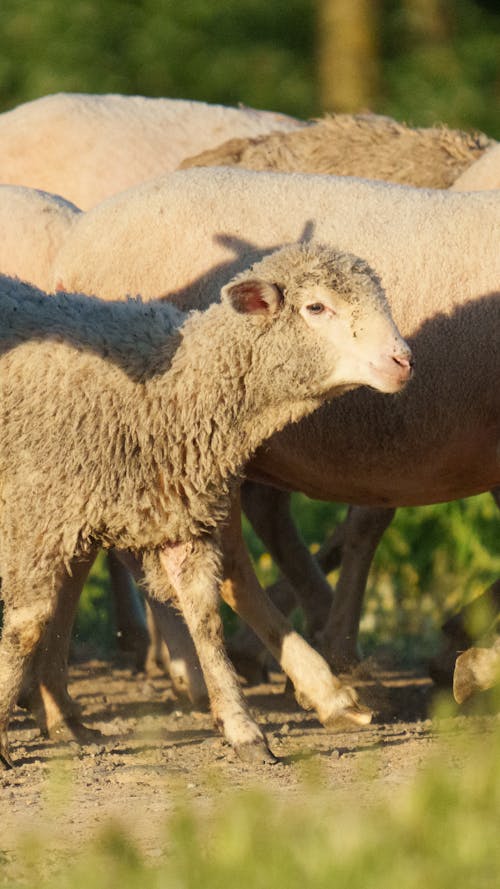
[
  {"x1": 177, "y1": 112, "x2": 500, "y2": 673},
  {"x1": 453, "y1": 640, "x2": 500, "y2": 704},
  {"x1": 179, "y1": 111, "x2": 493, "y2": 188},
  {"x1": 0, "y1": 241, "x2": 412, "y2": 769},
  {"x1": 450, "y1": 142, "x2": 500, "y2": 191},
  {"x1": 0, "y1": 92, "x2": 302, "y2": 210},
  {"x1": 0, "y1": 185, "x2": 81, "y2": 290},
  {"x1": 45, "y1": 168, "x2": 500, "y2": 694}
]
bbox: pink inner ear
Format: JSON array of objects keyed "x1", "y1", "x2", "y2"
[{"x1": 229, "y1": 280, "x2": 281, "y2": 315}]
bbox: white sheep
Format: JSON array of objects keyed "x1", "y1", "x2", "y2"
[
  {"x1": 180, "y1": 111, "x2": 493, "y2": 188},
  {"x1": 0, "y1": 242, "x2": 412, "y2": 769},
  {"x1": 450, "y1": 142, "x2": 500, "y2": 191},
  {"x1": 0, "y1": 185, "x2": 81, "y2": 290},
  {"x1": 177, "y1": 112, "x2": 500, "y2": 672},
  {"x1": 0, "y1": 92, "x2": 301, "y2": 210}
]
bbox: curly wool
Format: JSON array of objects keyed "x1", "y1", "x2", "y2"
[
  {"x1": 179, "y1": 111, "x2": 493, "y2": 188},
  {"x1": 1, "y1": 242, "x2": 384, "y2": 593}
]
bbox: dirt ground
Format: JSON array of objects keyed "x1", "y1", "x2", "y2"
[{"x1": 1, "y1": 656, "x2": 499, "y2": 878}]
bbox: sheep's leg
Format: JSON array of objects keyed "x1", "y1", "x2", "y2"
[
  {"x1": 317, "y1": 505, "x2": 395, "y2": 667},
  {"x1": 18, "y1": 550, "x2": 101, "y2": 742},
  {"x1": 241, "y1": 481, "x2": 333, "y2": 633},
  {"x1": 220, "y1": 495, "x2": 372, "y2": 728},
  {"x1": 0, "y1": 555, "x2": 73, "y2": 769},
  {"x1": 116, "y1": 549, "x2": 208, "y2": 706},
  {"x1": 430, "y1": 487, "x2": 500, "y2": 686},
  {"x1": 230, "y1": 481, "x2": 345, "y2": 682},
  {"x1": 107, "y1": 550, "x2": 150, "y2": 671},
  {"x1": 156, "y1": 539, "x2": 276, "y2": 763},
  {"x1": 144, "y1": 600, "x2": 171, "y2": 674},
  {"x1": 453, "y1": 639, "x2": 500, "y2": 703}
]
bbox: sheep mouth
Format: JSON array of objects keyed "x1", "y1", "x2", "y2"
[{"x1": 368, "y1": 359, "x2": 413, "y2": 393}]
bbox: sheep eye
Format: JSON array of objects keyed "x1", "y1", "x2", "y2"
[{"x1": 306, "y1": 303, "x2": 325, "y2": 314}]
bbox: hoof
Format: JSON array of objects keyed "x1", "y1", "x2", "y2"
[
  {"x1": 294, "y1": 688, "x2": 313, "y2": 711},
  {"x1": 453, "y1": 647, "x2": 500, "y2": 704},
  {"x1": 0, "y1": 732, "x2": 13, "y2": 770},
  {"x1": 324, "y1": 689, "x2": 373, "y2": 728},
  {"x1": 235, "y1": 739, "x2": 278, "y2": 765},
  {"x1": 47, "y1": 717, "x2": 103, "y2": 744}
]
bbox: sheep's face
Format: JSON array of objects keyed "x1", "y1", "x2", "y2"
[
  {"x1": 295, "y1": 278, "x2": 413, "y2": 395},
  {"x1": 222, "y1": 242, "x2": 413, "y2": 398}
]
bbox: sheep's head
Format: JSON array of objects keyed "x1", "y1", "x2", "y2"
[{"x1": 221, "y1": 242, "x2": 413, "y2": 397}]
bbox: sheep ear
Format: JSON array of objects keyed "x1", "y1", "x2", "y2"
[{"x1": 222, "y1": 280, "x2": 284, "y2": 316}]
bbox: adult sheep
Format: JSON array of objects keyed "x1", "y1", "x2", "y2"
[
  {"x1": 179, "y1": 111, "x2": 493, "y2": 188},
  {"x1": 450, "y1": 142, "x2": 500, "y2": 191},
  {"x1": 0, "y1": 242, "x2": 412, "y2": 769},
  {"x1": 47, "y1": 168, "x2": 500, "y2": 694},
  {"x1": 0, "y1": 185, "x2": 81, "y2": 290},
  {"x1": 178, "y1": 112, "x2": 500, "y2": 671},
  {"x1": 0, "y1": 92, "x2": 301, "y2": 210}
]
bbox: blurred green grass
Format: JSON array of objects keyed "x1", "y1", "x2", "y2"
[
  {"x1": 76, "y1": 492, "x2": 499, "y2": 663},
  {"x1": 2, "y1": 714, "x2": 500, "y2": 889}
]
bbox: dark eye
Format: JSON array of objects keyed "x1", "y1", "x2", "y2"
[{"x1": 306, "y1": 303, "x2": 325, "y2": 314}]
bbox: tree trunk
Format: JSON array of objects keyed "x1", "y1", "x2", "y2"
[{"x1": 316, "y1": 0, "x2": 380, "y2": 113}]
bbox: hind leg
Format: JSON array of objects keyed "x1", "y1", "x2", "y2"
[
  {"x1": 0, "y1": 555, "x2": 71, "y2": 769},
  {"x1": 19, "y1": 548, "x2": 101, "y2": 740}
]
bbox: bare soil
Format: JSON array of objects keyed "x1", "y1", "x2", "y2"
[{"x1": 1, "y1": 657, "x2": 498, "y2": 877}]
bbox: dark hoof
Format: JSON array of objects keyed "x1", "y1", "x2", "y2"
[
  {"x1": 47, "y1": 718, "x2": 103, "y2": 744},
  {"x1": 235, "y1": 739, "x2": 278, "y2": 765},
  {"x1": 0, "y1": 732, "x2": 13, "y2": 770}
]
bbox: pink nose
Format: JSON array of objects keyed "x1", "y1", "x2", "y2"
[{"x1": 392, "y1": 350, "x2": 414, "y2": 380}]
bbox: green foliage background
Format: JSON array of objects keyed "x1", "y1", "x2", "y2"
[
  {"x1": 1, "y1": 0, "x2": 499, "y2": 135},
  {"x1": 1, "y1": 0, "x2": 499, "y2": 658}
]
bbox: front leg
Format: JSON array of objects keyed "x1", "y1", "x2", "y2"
[
  {"x1": 154, "y1": 538, "x2": 277, "y2": 763},
  {"x1": 221, "y1": 493, "x2": 372, "y2": 728}
]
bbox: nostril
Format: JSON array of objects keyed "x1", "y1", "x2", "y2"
[{"x1": 392, "y1": 353, "x2": 414, "y2": 370}]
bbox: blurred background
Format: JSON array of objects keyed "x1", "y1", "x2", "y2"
[
  {"x1": 1, "y1": 0, "x2": 499, "y2": 134},
  {"x1": 1, "y1": 0, "x2": 499, "y2": 661}
]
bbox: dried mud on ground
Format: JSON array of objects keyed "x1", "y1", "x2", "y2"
[{"x1": 1, "y1": 658, "x2": 499, "y2": 877}]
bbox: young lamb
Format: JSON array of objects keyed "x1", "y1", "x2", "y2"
[
  {"x1": 0, "y1": 242, "x2": 412, "y2": 769},
  {"x1": 179, "y1": 111, "x2": 493, "y2": 188},
  {"x1": 0, "y1": 92, "x2": 301, "y2": 209}
]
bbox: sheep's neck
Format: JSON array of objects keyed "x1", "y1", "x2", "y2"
[{"x1": 144, "y1": 305, "x2": 323, "y2": 533}]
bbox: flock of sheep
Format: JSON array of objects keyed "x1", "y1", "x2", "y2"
[{"x1": 0, "y1": 92, "x2": 499, "y2": 770}]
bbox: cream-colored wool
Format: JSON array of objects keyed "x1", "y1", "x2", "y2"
[
  {"x1": 0, "y1": 185, "x2": 81, "y2": 289},
  {"x1": 0, "y1": 242, "x2": 409, "y2": 767},
  {"x1": 53, "y1": 166, "x2": 500, "y2": 343},
  {"x1": 0, "y1": 93, "x2": 301, "y2": 210},
  {"x1": 450, "y1": 142, "x2": 500, "y2": 191},
  {"x1": 180, "y1": 112, "x2": 493, "y2": 188}
]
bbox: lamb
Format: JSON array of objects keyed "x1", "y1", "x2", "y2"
[
  {"x1": 179, "y1": 111, "x2": 493, "y2": 189},
  {"x1": 0, "y1": 185, "x2": 81, "y2": 290},
  {"x1": 0, "y1": 241, "x2": 412, "y2": 769},
  {"x1": 0, "y1": 92, "x2": 302, "y2": 210},
  {"x1": 44, "y1": 167, "x2": 500, "y2": 702}
]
